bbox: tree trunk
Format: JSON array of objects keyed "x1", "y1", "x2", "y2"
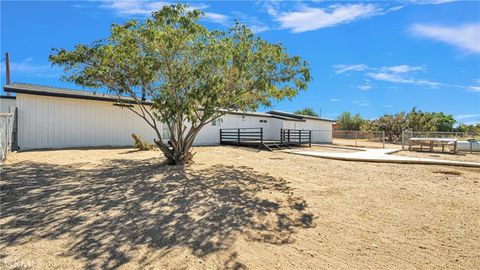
[
  {"x1": 166, "y1": 148, "x2": 194, "y2": 165},
  {"x1": 154, "y1": 139, "x2": 194, "y2": 165}
]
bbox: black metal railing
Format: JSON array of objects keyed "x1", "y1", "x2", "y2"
[
  {"x1": 220, "y1": 127, "x2": 263, "y2": 146},
  {"x1": 280, "y1": 129, "x2": 312, "y2": 147}
]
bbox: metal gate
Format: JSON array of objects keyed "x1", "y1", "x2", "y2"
[{"x1": 0, "y1": 107, "x2": 18, "y2": 161}]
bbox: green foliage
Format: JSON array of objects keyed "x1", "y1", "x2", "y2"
[
  {"x1": 294, "y1": 107, "x2": 318, "y2": 117},
  {"x1": 404, "y1": 108, "x2": 455, "y2": 132},
  {"x1": 49, "y1": 4, "x2": 310, "y2": 164},
  {"x1": 335, "y1": 112, "x2": 364, "y2": 130},
  {"x1": 361, "y1": 112, "x2": 406, "y2": 142},
  {"x1": 338, "y1": 107, "x2": 461, "y2": 142},
  {"x1": 455, "y1": 123, "x2": 480, "y2": 134}
]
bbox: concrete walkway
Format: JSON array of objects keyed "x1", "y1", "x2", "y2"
[{"x1": 284, "y1": 147, "x2": 480, "y2": 168}]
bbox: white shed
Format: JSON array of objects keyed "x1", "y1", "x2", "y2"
[{"x1": 4, "y1": 83, "x2": 334, "y2": 150}]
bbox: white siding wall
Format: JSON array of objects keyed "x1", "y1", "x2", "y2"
[
  {"x1": 0, "y1": 98, "x2": 17, "y2": 113},
  {"x1": 305, "y1": 119, "x2": 333, "y2": 143},
  {"x1": 17, "y1": 94, "x2": 158, "y2": 150},
  {"x1": 16, "y1": 94, "x2": 297, "y2": 149},
  {"x1": 280, "y1": 118, "x2": 332, "y2": 143},
  {"x1": 16, "y1": 94, "x2": 333, "y2": 149},
  {"x1": 195, "y1": 114, "x2": 275, "y2": 145}
]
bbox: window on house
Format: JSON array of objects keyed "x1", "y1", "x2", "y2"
[
  {"x1": 259, "y1": 119, "x2": 268, "y2": 123},
  {"x1": 162, "y1": 124, "x2": 171, "y2": 142},
  {"x1": 212, "y1": 118, "x2": 223, "y2": 126}
]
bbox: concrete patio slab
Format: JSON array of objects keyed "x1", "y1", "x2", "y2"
[{"x1": 284, "y1": 147, "x2": 480, "y2": 168}]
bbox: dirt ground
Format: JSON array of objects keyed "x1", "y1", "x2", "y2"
[{"x1": 1, "y1": 146, "x2": 479, "y2": 270}]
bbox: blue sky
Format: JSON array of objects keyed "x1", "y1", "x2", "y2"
[{"x1": 1, "y1": 1, "x2": 479, "y2": 123}]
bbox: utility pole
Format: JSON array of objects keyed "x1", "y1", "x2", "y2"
[{"x1": 5, "y1": 52, "x2": 11, "y2": 95}]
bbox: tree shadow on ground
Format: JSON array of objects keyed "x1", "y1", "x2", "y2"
[{"x1": 1, "y1": 158, "x2": 314, "y2": 269}]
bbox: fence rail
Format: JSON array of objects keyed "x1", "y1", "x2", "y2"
[
  {"x1": 280, "y1": 129, "x2": 312, "y2": 146},
  {"x1": 0, "y1": 113, "x2": 14, "y2": 161},
  {"x1": 220, "y1": 127, "x2": 263, "y2": 145}
]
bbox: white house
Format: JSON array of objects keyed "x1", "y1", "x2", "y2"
[{"x1": 2, "y1": 83, "x2": 334, "y2": 150}]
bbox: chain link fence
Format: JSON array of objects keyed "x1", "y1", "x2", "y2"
[
  {"x1": 1, "y1": 113, "x2": 15, "y2": 161},
  {"x1": 332, "y1": 130, "x2": 386, "y2": 148}
]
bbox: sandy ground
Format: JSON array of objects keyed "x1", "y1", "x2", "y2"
[{"x1": 1, "y1": 146, "x2": 479, "y2": 270}]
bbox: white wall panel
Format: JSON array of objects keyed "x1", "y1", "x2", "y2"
[
  {"x1": 17, "y1": 94, "x2": 159, "y2": 150},
  {"x1": 16, "y1": 94, "x2": 333, "y2": 150}
]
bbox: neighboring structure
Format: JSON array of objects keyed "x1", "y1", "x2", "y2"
[{"x1": 3, "y1": 83, "x2": 334, "y2": 150}]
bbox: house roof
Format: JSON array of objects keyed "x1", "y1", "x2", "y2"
[
  {"x1": 268, "y1": 110, "x2": 335, "y2": 122},
  {"x1": 225, "y1": 110, "x2": 305, "y2": 122},
  {"x1": 4, "y1": 83, "x2": 153, "y2": 105},
  {"x1": 3, "y1": 83, "x2": 327, "y2": 122}
]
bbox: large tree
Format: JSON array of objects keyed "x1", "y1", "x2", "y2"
[
  {"x1": 335, "y1": 111, "x2": 364, "y2": 130},
  {"x1": 50, "y1": 4, "x2": 310, "y2": 165}
]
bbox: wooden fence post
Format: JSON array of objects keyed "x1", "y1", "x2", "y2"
[
  {"x1": 382, "y1": 131, "x2": 385, "y2": 149},
  {"x1": 237, "y1": 128, "x2": 240, "y2": 146},
  {"x1": 220, "y1": 129, "x2": 223, "y2": 144},
  {"x1": 355, "y1": 131, "x2": 358, "y2": 147},
  {"x1": 260, "y1": 128, "x2": 263, "y2": 144},
  {"x1": 309, "y1": 130, "x2": 312, "y2": 147},
  {"x1": 401, "y1": 130, "x2": 404, "y2": 151}
]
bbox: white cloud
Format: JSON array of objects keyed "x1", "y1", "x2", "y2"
[
  {"x1": 416, "y1": 80, "x2": 442, "y2": 87},
  {"x1": 454, "y1": 114, "x2": 480, "y2": 124},
  {"x1": 367, "y1": 71, "x2": 442, "y2": 88},
  {"x1": 334, "y1": 64, "x2": 448, "y2": 89},
  {"x1": 275, "y1": 4, "x2": 382, "y2": 33},
  {"x1": 455, "y1": 114, "x2": 480, "y2": 120},
  {"x1": 262, "y1": 0, "x2": 453, "y2": 33},
  {"x1": 329, "y1": 98, "x2": 341, "y2": 102},
  {"x1": 203, "y1": 12, "x2": 229, "y2": 24},
  {"x1": 367, "y1": 72, "x2": 414, "y2": 84},
  {"x1": 333, "y1": 64, "x2": 369, "y2": 74},
  {"x1": 468, "y1": 86, "x2": 480, "y2": 92},
  {"x1": 410, "y1": 0, "x2": 458, "y2": 4},
  {"x1": 101, "y1": 1, "x2": 167, "y2": 16},
  {"x1": 466, "y1": 80, "x2": 480, "y2": 92},
  {"x1": 381, "y1": 65, "x2": 425, "y2": 73},
  {"x1": 410, "y1": 23, "x2": 480, "y2": 54},
  {"x1": 101, "y1": 1, "x2": 230, "y2": 25},
  {"x1": 350, "y1": 100, "x2": 370, "y2": 107},
  {"x1": 358, "y1": 84, "x2": 373, "y2": 91},
  {"x1": 231, "y1": 11, "x2": 270, "y2": 33}
]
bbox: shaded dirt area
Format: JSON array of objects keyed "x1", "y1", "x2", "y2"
[{"x1": 1, "y1": 146, "x2": 479, "y2": 269}]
